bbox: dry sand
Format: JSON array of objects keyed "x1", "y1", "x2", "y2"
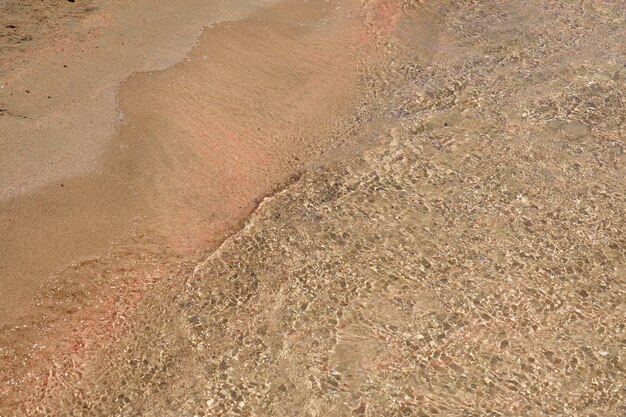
[{"x1": 1, "y1": 0, "x2": 625, "y2": 415}]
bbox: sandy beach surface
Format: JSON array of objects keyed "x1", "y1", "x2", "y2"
[
  {"x1": 0, "y1": 0, "x2": 283, "y2": 326},
  {"x1": 1, "y1": 0, "x2": 625, "y2": 415}
]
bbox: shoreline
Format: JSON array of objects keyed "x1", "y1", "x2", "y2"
[
  {"x1": 0, "y1": 0, "x2": 374, "y2": 324},
  {"x1": 1, "y1": 0, "x2": 385, "y2": 411},
  {"x1": 0, "y1": 0, "x2": 279, "y2": 199},
  {"x1": 2, "y1": 0, "x2": 623, "y2": 414},
  {"x1": 0, "y1": 0, "x2": 283, "y2": 326}
]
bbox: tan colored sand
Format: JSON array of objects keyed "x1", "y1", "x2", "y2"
[
  {"x1": 0, "y1": 0, "x2": 373, "y2": 326},
  {"x1": 2, "y1": 0, "x2": 623, "y2": 415},
  {"x1": 0, "y1": 0, "x2": 380, "y2": 410},
  {"x1": 1, "y1": 0, "x2": 276, "y2": 324}
]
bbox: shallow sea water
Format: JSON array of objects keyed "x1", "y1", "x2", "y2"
[{"x1": 8, "y1": 0, "x2": 626, "y2": 415}]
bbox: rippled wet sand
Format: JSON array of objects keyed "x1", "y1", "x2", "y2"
[{"x1": 4, "y1": 0, "x2": 626, "y2": 415}]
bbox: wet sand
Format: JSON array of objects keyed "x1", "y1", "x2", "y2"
[
  {"x1": 1, "y1": 0, "x2": 372, "y2": 320},
  {"x1": 0, "y1": 0, "x2": 280, "y2": 199},
  {"x1": 2, "y1": 0, "x2": 626, "y2": 415},
  {"x1": 1, "y1": 0, "x2": 379, "y2": 411},
  {"x1": 0, "y1": 0, "x2": 285, "y2": 326}
]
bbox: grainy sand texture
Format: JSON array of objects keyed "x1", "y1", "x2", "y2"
[{"x1": 1, "y1": 0, "x2": 625, "y2": 416}]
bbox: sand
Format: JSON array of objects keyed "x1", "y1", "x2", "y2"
[
  {"x1": 1, "y1": 0, "x2": 625, "y2": 415},
  {"x1": 1, "y1": 0, "x2": 380, "y2": 410},
  {"x1": 0, "y1": 0, "x2": 371, "y2": 324},
  {"x1": 1, "y1": 0, "x2": 279, "y2": 325}
]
